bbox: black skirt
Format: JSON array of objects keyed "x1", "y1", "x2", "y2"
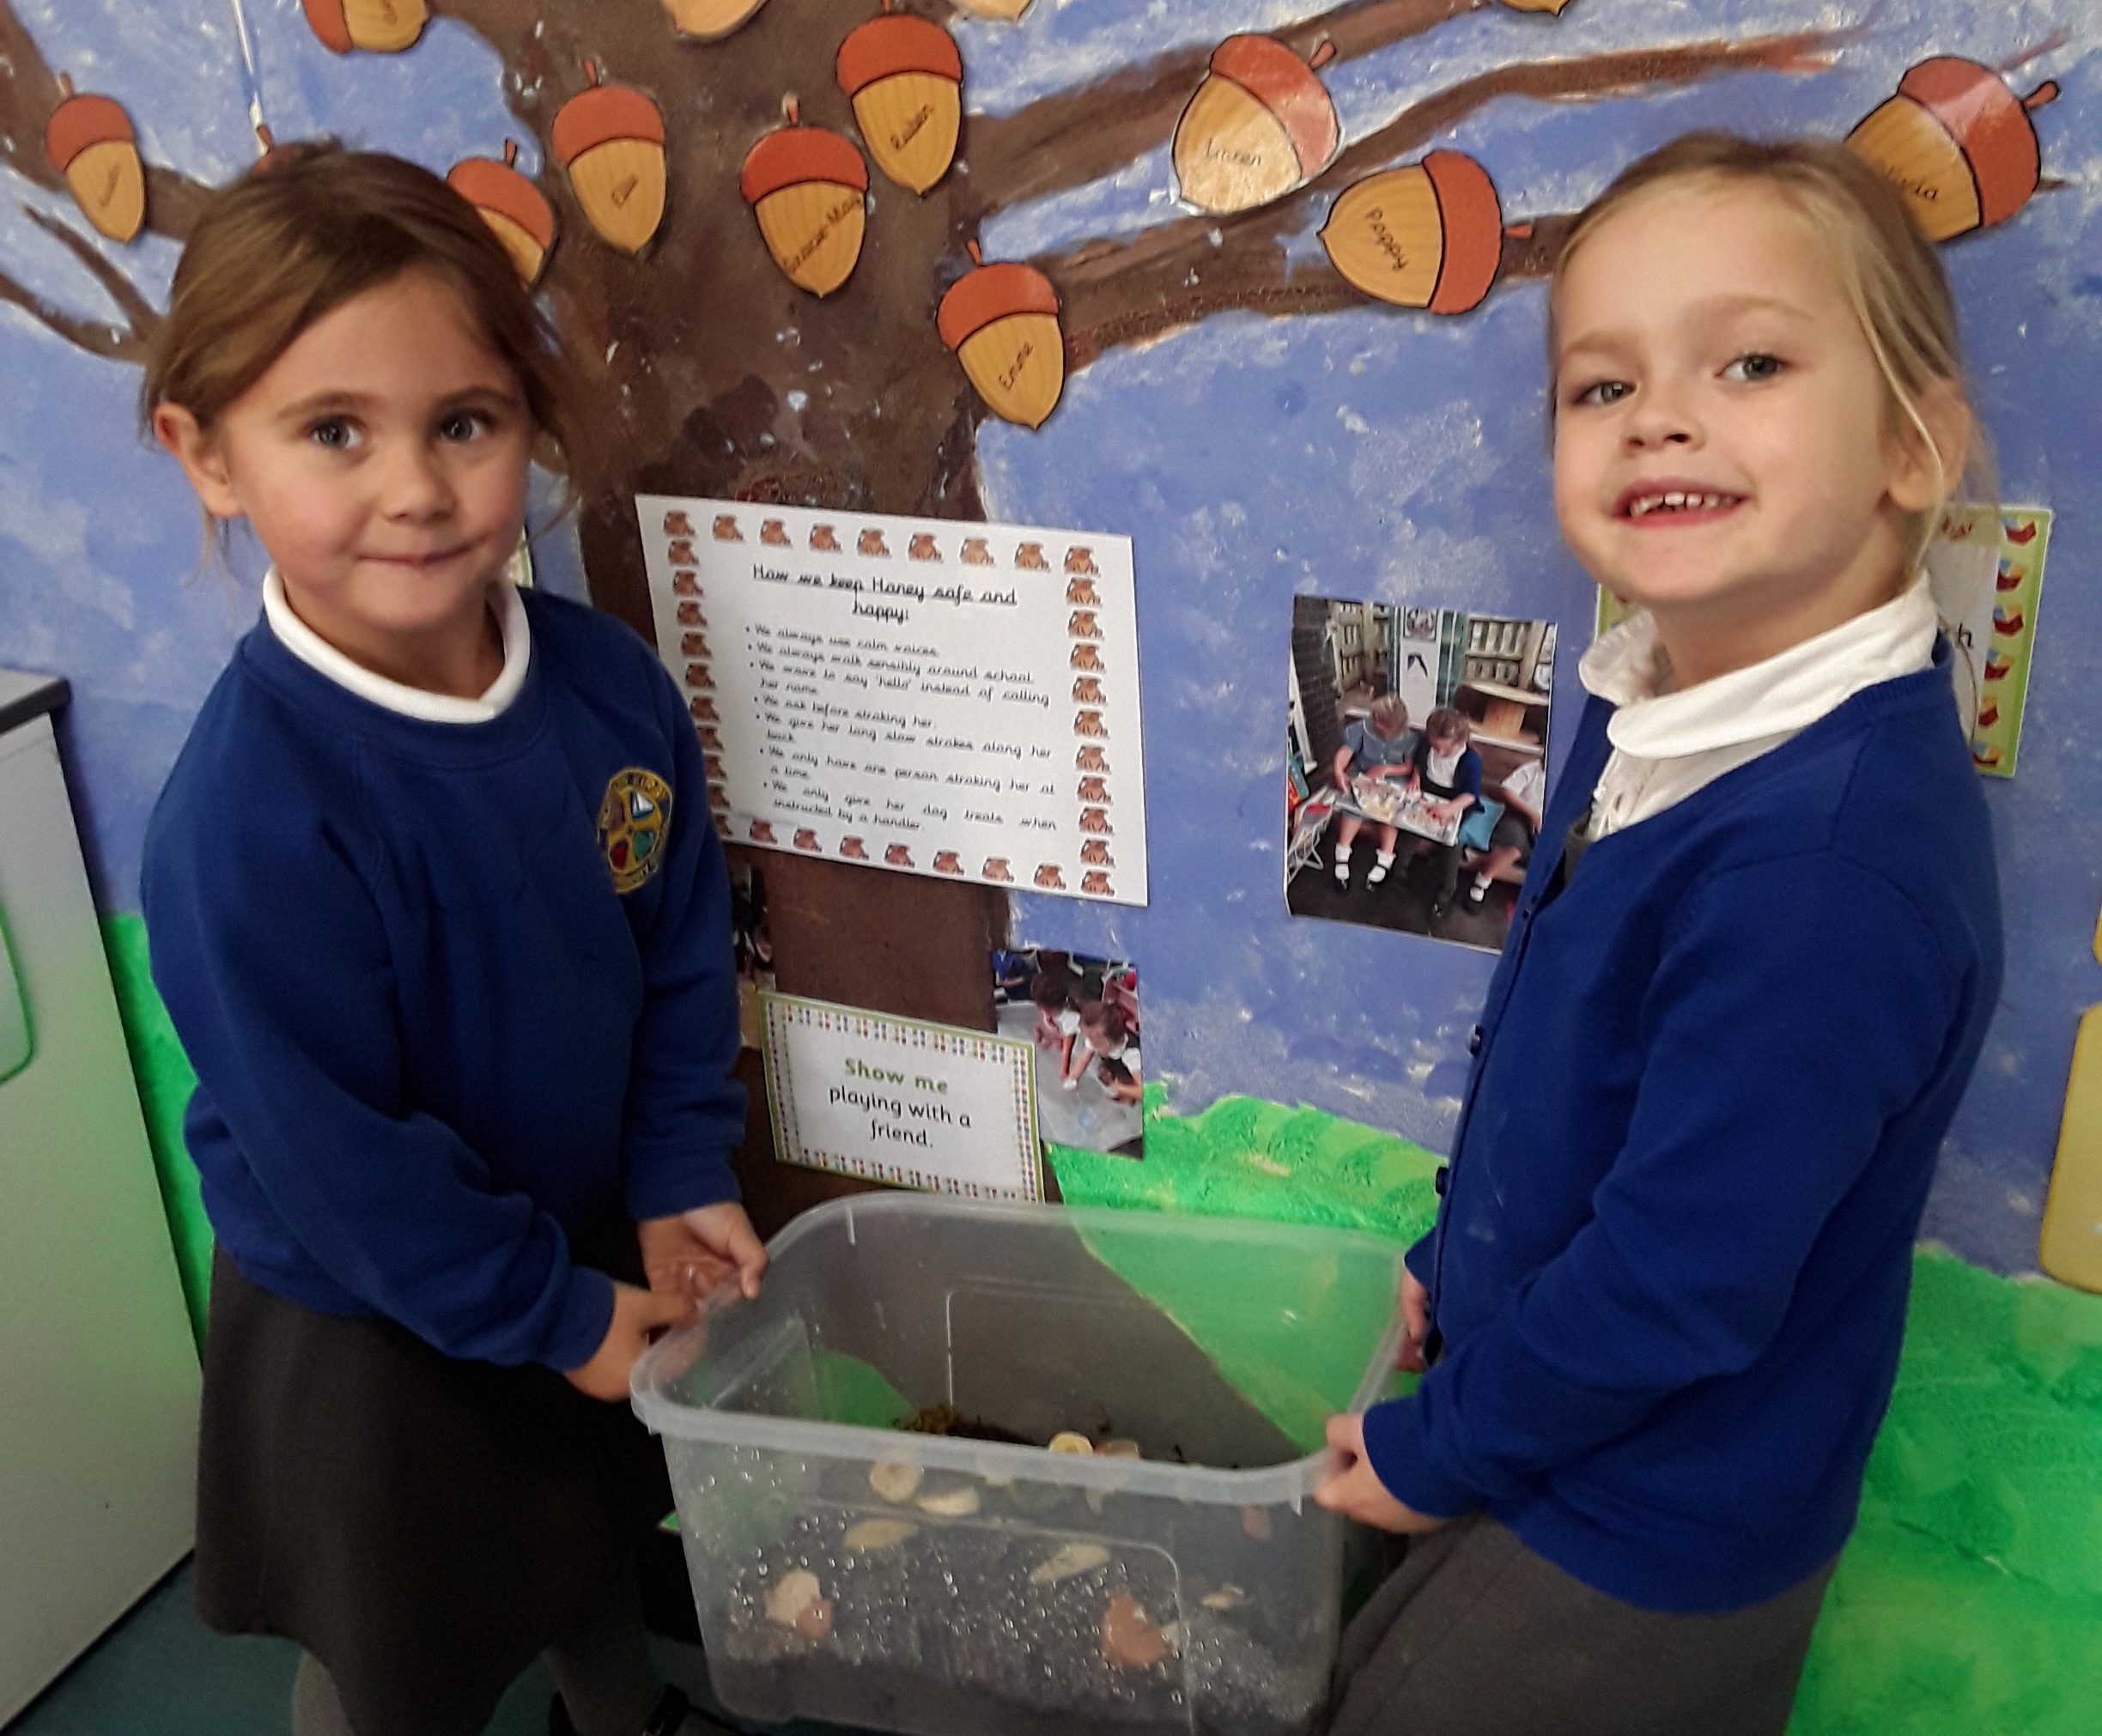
[{"x1": 195, "y1": 1236, "x2": 672, "y2": 1736}]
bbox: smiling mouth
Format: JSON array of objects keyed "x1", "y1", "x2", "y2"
[
  {"x1": 367, "y1": 548, "x2": 470, "y2": 568},
  {"x1": 1621, "y1": 489, "x2": 1745, "y2": 520}
]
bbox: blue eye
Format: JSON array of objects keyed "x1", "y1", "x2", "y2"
[{"x1": 1722, "y1": 353, "x2": 1784, "y2": 383}]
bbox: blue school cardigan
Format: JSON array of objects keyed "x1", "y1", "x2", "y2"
[
  {"x1": 1363, "y1": 639, "x2": 2002, "y2": 1612},
  {"x1": 143, "y1": 590, "x2": 745, "y2": 1373}
]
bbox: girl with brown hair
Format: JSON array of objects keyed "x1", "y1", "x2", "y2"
[{"x1": 141, "y1": 146, "x2": 755, "y2": 1736}]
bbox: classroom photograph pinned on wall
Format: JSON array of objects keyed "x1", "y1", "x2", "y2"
[
  {"x1": 729, "y1": 860, "x2": 775, "y2": 1049},
  {"x1": 993, "y1": 947, "x2": 1143, "y2": 1162},
  {"x1": 1287, "y1": 595, "x2": 1555, "y2": 953}
]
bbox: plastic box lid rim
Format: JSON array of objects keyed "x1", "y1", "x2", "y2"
[{"x1": 630, "y1": 1193, "x2": 1410, "y2": 1504}]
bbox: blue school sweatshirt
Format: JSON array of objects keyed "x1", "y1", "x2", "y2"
[
  {"x1": 142, "y1": 589, "x2": 745, "y2": 1373},
  {"x1": 1361, "y1": 640, "x2": 2002, "y2": 1612}
]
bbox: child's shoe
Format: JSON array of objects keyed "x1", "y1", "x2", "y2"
[
  {"x1": 1467, "y1": 877, "x2": 1490, "y2": 906},
  {"x1": 1332, "y1": 851, "x2": 1352, "y2": 887}
]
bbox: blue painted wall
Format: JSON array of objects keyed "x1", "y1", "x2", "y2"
[{"x1": 0, "y1": 1, "x2": 2092, "y2": 1276}]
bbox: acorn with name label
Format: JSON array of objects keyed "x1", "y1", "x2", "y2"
[
  {"x1": 447, "y1": 141, "x2": 557, "y2": 287},
  {"x1": 552, "y1": 60, "x2": 668, "y2": 254},
  {"x1": 1321, "y1": 150, "x2": 1510, "y2": 314},
  {"x1": 741, "y1": 98, "x2": 869, "y2": 297},
  {"x1": 301, "y1": 0, "x2": 428, "y2": 53},
  {"x1": 835, "y1": 2, "x2": 963, "y2": 196},
  {"x1": 939, "y1": 242, "x2": 1065, "y2": 429},
  {"x1": 1847, "y1": 57, "x2": 2058, "y2": 243},
  {"x1": 44, "y1": 75, "x2": 144, "y2": 243},
  {"x1": 1173, "y1": 34, "x2": 1339, "y2": 215}
]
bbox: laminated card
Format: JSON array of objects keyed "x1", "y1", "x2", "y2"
[
  {"x1": 762, "y1": 992, "x2": 1042, "y2": 1201},
  {"x1": 640, "y1": 496, "x2": 1147, "y2": 904}
]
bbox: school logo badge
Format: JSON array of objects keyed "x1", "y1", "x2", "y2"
[{"x1": 596, "y1": 768, "x2": 673, "y2": 894}]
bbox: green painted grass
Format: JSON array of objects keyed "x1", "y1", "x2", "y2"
[{"x1": 101, "y1": 912, "x2": 208, "y2": 1340}]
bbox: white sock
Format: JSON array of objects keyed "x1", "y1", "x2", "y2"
[
  {"x1": 1473, "y1": 873, "x2": 1491, "y2": 891},
  {"x1": 1376, "y1": 850, "x2": 1395, "y2": 869}
]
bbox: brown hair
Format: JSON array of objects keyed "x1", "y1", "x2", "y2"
[
  {"x1": 142, "y1": 143, "x2": 584, "y2": 498},
  {"x1": 1030, "y1": 959, "x2": 1078, "y2": 1013},
  {"x1": 1548, "y1": 132, "x2": 1988, "y2": 577},
  {"x1": 1079, "y1": 1001, "x2": 1127, "y2": 1045},
  {"x1": 1425, "y1": 707, "x2": 1471, "y2": 745}
]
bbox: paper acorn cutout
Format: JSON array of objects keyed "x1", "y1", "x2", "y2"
[
  {"x1": 939, "y1": 243, "x2": 1065, "y2": 429},
  {"x1": 1173, "y1": 34, "x2": 1340, "y2": 216},
  {"x1": 659, "y1": 0, "x2": 769, "y2": 41},
  {"x1": 741, "y1": 99, "x2": 869, "y2": 297},
  {"x1": 1848, "y1": 58, "x2": 2058, "y2": 242},
  {"x1": 44, "y1": 76, "x2": 144, "y2": 244},
  {"x1": 553, "y1": 61, "x2": 668, "y2": 255},
  {"x1": 447, "y1": 142, "x2": 557, "y2": 287},
  {"x1": 953, "y1": 0, "x2": 1034, "y2": 19},
  {"x1": 301, "y1": 0, "x2": 428, "y2": 54},
  {"x1": 1498, "y1": 0, "x2": 1576, "y2": 12},
  {"x1": 835, "y1": 3, "x2": 963, "y2": 197},
  {"x1": 1321, "y1": 151, "x2": 1509, "y2": 315}
]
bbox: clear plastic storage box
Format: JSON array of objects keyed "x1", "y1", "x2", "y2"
[{"x1": 632, "y1": 1193, "x2": 1408, "y2": 1736}]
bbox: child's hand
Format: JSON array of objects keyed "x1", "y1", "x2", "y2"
[
  {"x1": 1313, "y1": 1413, "x2": 1449, "y2": 1534},
  {"x1": 565, "y1": 1280, "x2": 695, "y2": 1402},
  {"x1": 641, "y1": 1201, "x2": 769, "y2": 1302},
  {"x1": 1397, "y1": 1269, "x2": 1430, "y2": 1373}
]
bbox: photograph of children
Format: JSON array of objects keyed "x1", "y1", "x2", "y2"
[
  {"x1": 1286, "y1": 594, "x2": 1557, "y2": 952},
  {"x1": 992, "y1": 948, "x2": 1143, "y2": 1159},
  {"x1": 730, "y1": 862, "x2": 775, "y2": 1048}
]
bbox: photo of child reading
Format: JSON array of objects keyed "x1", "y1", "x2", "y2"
[
  {"x1": 1288, "y1": 596, "x2": 1557, "y2": 950},
  {"x1": 993, "y1": 948, "x2": 1144, "y2": 1159}
]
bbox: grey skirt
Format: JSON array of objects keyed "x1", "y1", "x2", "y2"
[
  {"x1": 1328, "y1": 1514, "x2": 1834, "y2": 1736},
  {"x1": 195, "y1": 1240, "x2": 671, "y2": 1736}
]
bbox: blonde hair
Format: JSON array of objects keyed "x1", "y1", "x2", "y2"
[
  {"x1": 143, "y1": 143, "x2": 586, "y2": 506},
  {"x1": 1549, "y1": 132, "x2": 1991, "y2": 582}
]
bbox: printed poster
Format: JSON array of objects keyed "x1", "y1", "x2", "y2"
[
  {"x1": 762, "y1": 992, "x2": 1042, "y2": 1200},
  {"x1": 1932, "y1": 505, "x2": 2052, "y2": 778},
  {"x1": 638, "y1": 495, "x2": 1147, "y2": 904}
]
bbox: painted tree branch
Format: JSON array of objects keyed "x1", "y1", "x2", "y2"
[
  {"x1": 964, "y1": 0, "x2": 1488, "y2": 217},
  {"x1": 0, "y1": 262, "x2": 146, "y2": 360},
  {"x1": 1044, "y1": 27, "x2": 1844, "y2": 366},
  {"x1": 21, "y1": 203, "x2": 162, "y2": 337}
]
